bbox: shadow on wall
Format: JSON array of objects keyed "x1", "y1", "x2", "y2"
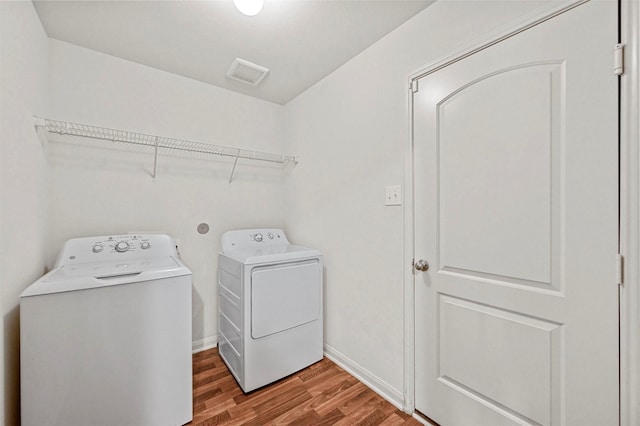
[
  {"x1": 47, "y1": 136, "x2": 292, "y2": 184},
  {"x1": 5, "y1": 305, "x2": 20, "y2": 425},
  {"x1": 193, "y1": 284, "x2": 205, "y2": 350},
  {"x1": 322, "y1": 265, "x2": 327, "y2": 344}
]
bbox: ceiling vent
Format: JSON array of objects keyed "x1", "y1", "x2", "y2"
[{"x1": 226, "y1": 58, "x2": 269, "y2": 86}]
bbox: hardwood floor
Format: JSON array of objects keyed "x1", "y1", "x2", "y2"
[{"x1": 188, "y1": 348, "x2": 422, "y2": 426}]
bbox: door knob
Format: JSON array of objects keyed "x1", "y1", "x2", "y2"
[{"x1": 414, "y1": 259, "x2": 429, "y2": 272}]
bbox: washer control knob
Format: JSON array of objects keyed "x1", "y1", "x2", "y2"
[
  {"x1": 92, "y1": 245, "x2": 103, "y2": 253},
  {"x1": 254, "y1": 233, "x2": 263, "y2": 242},
  {"x1": 140, "y1": 242, "x2": 151, "y2": 250},
  {"x1": 267, "y1": 232, "x2": 274, "y2": 240},
  {"x1": 115, "y1": 241, "x2": 130, "y2": 253}
]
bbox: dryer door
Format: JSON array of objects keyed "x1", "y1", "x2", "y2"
[{"x1": 251, "y1": 259, "x2": 321, "y2": 339}]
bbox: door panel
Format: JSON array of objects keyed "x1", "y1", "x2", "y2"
[
  {"x1": 413, "y1": 1, "x2": 618, "y2": 425},
  {"x1": 438, "y1": 295, "x2": 561, "y2": 426},
  {"x1": 439, "y1": 63, "x2": 561, "y2": 287}
]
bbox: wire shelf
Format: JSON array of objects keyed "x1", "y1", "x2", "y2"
[{"x1": 34, "y1": 116, "x2": 297, "y2": 182}]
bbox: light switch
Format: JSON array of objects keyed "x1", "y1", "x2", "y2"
[{"x1": 385, "y1": 185, "x2": 402, "y2": 206}]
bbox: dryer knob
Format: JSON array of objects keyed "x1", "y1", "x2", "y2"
[
  {"x1": 92, "y1": 245, "x2": 103, "y2": 253},
  {"x1": 254, "y1": 233, "x2": 263, "y2": 242},
  {"x1": 140, "y1": 242, "x2": 151, "y2": 249},
  {"x1": 115, "y1": 241, "x2": 130, "y2": 253}
]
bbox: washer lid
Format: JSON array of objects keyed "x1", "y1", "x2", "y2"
[
  {"x1": 221, "y1": 244, "x2": 321, "y2": 265},
  {"x1": 20, "y1": 256, "x2": 191, "y2": 298}
]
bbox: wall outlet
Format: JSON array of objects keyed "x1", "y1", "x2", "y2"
[{"x1": 385, "y1": 185, "x2": 402, "y2": 206}]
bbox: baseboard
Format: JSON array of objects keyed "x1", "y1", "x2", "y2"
[
  {"x1": 192, "y1": 335, "x2": 218, "y2": 354},
  {"x1": 323, "y1": 343, "x2": 404, "y2": 410}
]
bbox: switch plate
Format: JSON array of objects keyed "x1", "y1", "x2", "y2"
[{"x1": 385, "y1": 185, "x2": 402, "y2": 206}]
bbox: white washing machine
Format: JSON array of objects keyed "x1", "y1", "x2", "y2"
[
  {"x1": 20, "y1": 234, "x2": 193, "y2": 426},
  {"x1": 218, "y1": 229, "x2": 323, "y2": 392}
]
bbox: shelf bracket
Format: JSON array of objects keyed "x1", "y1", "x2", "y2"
[
  {"x1": 33, "y1": 116, "x2": 48, "y2": 154},
  {"x1": 285, "y1": 156, "x2": 298, "y2": 173},
  {"x1": 229, "y1": 149, "x2": 241, "y2": 184},
  {"x1": 152, "y1": 137, "x2": 159, "y2": 179}
]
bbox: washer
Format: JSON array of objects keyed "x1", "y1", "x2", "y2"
[
  {"x1": 218, "y1": 229, "x2": 323, "y2": 392},
  {"x1": 20, "y1": 234, "x2": 193, "y2": 426}
]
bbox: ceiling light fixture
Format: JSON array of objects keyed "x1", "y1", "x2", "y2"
[{"x1": 233, "y1": 0, "x2": 264, "y2": 16}]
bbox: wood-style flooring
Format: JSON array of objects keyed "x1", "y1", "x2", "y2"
[{"x1": 187, "y1": 348, "x2": 422, "y2": 426}]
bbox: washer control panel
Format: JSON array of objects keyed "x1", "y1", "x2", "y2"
[
  {"x1": 221, "y1": 229, "x2": 289, "y2": 252},
  {"x1": 89, "y1": 235, "x2": 153, "y2": 255},
  {"x1": 55, "y1": 234, "x2": 178, "y2": 267}
]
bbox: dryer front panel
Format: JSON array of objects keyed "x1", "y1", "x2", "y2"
[{"x1": 250, "y1": 259, "x2": 320, "y2": 339}]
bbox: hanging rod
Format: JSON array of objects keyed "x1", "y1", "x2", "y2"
[{"x1": 33, "y1": 116, "x2": 298, "y2": 180}]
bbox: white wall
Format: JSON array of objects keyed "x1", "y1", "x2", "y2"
[
  {"x1": 284, "y1": 0, "x2": 553, "y2": 404},
  {"x1": 47, "y1": 40, "x2": 286, "y2": 350},
  {"x1": 0, "y1": 2, "x2": 49, "y2": 424}
]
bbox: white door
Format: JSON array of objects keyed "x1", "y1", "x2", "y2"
[{"x1": 413, "y1": 1, "x2": 618, "y2": 425}]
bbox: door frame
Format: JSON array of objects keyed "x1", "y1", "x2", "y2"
[
  {"x1": 619, "y1": 1, "x2": 640, "y2": 424},
  {"x1": 402, "y1": 1, "x2": 640, "y2": 424}
]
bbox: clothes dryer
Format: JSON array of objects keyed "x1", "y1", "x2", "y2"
[{"x1": 218, "y1": 229, "x2": 323, "y2": 392}]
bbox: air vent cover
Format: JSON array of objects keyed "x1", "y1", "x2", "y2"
[{"x1": 226, "y1": 58, "x2": 269, "y2": 86}]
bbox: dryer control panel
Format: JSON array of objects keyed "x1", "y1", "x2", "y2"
[
  {"x1": 221, "y1": 229, "x2": 289, "y2": 252},
  {"x1": 54, "y1": 234, "x2": 179, "y2": 267}
]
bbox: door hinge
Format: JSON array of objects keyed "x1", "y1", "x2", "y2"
[
  {"x1": 616, "y1": 253, "x2": 624, "y2": 285},
  {"x1": 411, "y1": 80, "x2": 419, "y2": 94},
  {"x1": 614, "y1": 43, "x2": 624, "y2": 76}
]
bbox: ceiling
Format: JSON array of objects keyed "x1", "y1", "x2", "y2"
[{"x1": 33, "y1": 0, "x2": 433, "y2": 105}]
